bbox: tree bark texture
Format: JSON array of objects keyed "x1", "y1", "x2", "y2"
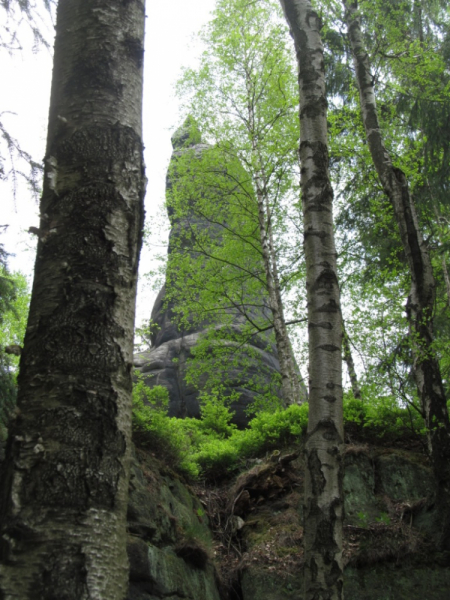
[
  {"x1": 279, "y1": 1, "x2": 344, "y2": 598},
  {"x1": 0, "y1": 1, "x2": 146, "y2": 598},
  {"x1": 344, "y1": 0, "x2": 450, "y2": 549}
]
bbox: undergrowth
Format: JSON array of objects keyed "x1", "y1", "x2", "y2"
[{"x1": 132, "y1": 376, "x2": 435, "y2": 480}]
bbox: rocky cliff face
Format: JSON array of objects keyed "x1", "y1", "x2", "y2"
[
  {"x1": 134, "y1": 120, "x2": 287, "y2": 428},
  {"x1": 127, "y1": 443, "x2": 450, "y2": 600},
  {"x1": 126, "y1": 448, "x2": 222, "y2": 600}
]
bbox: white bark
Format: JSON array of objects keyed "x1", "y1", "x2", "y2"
[{"x1": 279, "y1": 1, "x2": 344, "y2": 597}]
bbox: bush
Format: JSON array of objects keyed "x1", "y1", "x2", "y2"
[
  {"x1": 132, "y1": 379, "x2": 199, "y2": 478},
  {"x1": 131, "y1": 378, "x2": 309, "y2": 479},
  {"x1": 132, "y1": 376, "x2": 431, "y2": 481},
  {"x1": 198, "y1": 390, "x2": 237, "y2": 438},
  {"x1": 343, "y1": 386, "x2": 426, "y2": 436}
]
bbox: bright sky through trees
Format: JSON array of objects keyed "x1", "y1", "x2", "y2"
[{"x1": 1, "y1": 0, "x2": 213, "y2": 324}]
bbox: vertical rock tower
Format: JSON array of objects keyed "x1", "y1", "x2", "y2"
[{"x1": 134, "y1": 119, "x2": 286, "y2": 427}]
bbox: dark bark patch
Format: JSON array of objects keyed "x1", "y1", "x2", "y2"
[
  {"x1": 309, "y1": 321, "x2": 332, "y2": 330},
  {"x1": 123, "y1": 36, "x2": 144, "y2": 69},
  {"x1": 318, "y1": 344, "x2": 340, "y2": 353},
  {"x1": 308, "y1": 449, "x2": 326, "y2": 497},
  {"x1": 325, "y1": 559, "x2": 343, "y2": 591},
  {"x1": 23, "y1": 386, "x2": 126, "y2": 510},
  {"x1": 56, "y1": 124, "x2": 142, "y2": 166},
  {"x1": 39, "y1": 548, "x2": 88, "y2": 600},
  {"x1": 300, "y1": 96, "x2": 328, "y2": 120},
  {"x1": 65, "y1": 49, "x2": 122, "y2": 99},
  {"x1": 323, "y1": 395, "x2": 336, "y2": 403},
  {"x1": 309, "y1": 555, "x2": 319, "y2": 582},
  {"x1": 315, "y1": 299, "x2": 339, "y2": 312},
  {"x1": 33, "y1": 284, "x2": 123, "y2": 374},
  {"x1": 304, "y1": 229, "x2": 328, "y2": 240},
  {"x1": 313, "y1": 517, "x2": 338, "y2": 558},
  {"x1": 312, "y1": 270, "x2": 338, "y2": 294},
  {"x1": 306, "y1": 9, "x2": 321, "y2": 31}
]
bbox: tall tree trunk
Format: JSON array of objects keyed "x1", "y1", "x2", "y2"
[
  {"x1": 279, "y1": 1, "x2": 344, "y2": 598},
  {"x1": 344, "y1": 0, "x2": 450, "y2": 549},
  {"x1": 0, "y1": 0, "x2": 146, "y2": 597}
]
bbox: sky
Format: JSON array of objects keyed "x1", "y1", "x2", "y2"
[{"x1": 1, "y1": 0, "x2": 214, "y2": 326}]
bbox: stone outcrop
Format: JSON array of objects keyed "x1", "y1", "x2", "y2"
[
  {"x1": 134, "y1": 119, "x2": 286, "y2": 428},
  {"x1": 225, "y1": 445, "x2": 449, "y2": 600},
  {"x1": 126, "y1": 448, "x2": 222, "y2": 600},
  {"x1": 126, "y1": 444, "x2": 450, "y2": 600}
]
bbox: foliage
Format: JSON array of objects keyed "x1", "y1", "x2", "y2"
[
  {"x1": 0, "y1": 265, "x2": 29, "y2": 440},
  {"x1": 165, "y1": 0, "x2": 306, "y2": 402},
  {"x1": 131, "y1": 375, "x2": 309, "y2": 478},
  {"x1": 132, "y1": 378, "x2": 200, "y2": 478},
  {"x1": 316, "y1": 0, "x2": 450, "y2": 402},
  {"x1": 131, "y1": 378, "x2": 433, "y2": 480},
  {"x1": 343, "y1": 387, "x2": 426, "y2": 436}
]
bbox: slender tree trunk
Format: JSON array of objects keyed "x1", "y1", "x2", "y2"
[
  {"x1": 342, "y1": 320, "x2": 361, "y2": 400},
  {"x1": 245, "y1": 72, "x2": 305, "y2": 406},
  {"x1": 0, "y1": 0, "x2": 146, "y2": 597},
  {"x1": 344, "y1": 0, "x2": 450, "y2": 549},
  {"x1": 279, "y1": 1, "x2": 344, "y2": 597},
  {"x1": 431, "y1": 203, "x2": 450, "y2": 307},
  {"x1": 255, "y1": 180, "x2": 300, "y2": 405},
  {"x1": 265, "y1": 192, "x2": 307, "y2": 404}
]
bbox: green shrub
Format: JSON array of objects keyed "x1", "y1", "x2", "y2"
[
  {"x1": 131, "y1": 377, "x2": 309, "y2": 479},
  {"x1": 343, "y1": 385, "x2": 426, "y2": 436},
  {"x1": 248, "y1": 403, "x2": 309, "y2": 444},
  {"x1": 198, "y1": 390, "x2": 237, "y2": 438},
  {"x1": 132, "y1": 378, "x2": 199, "y2": 478},
  {"x1": 132, "y1": 375, "x2": 431, "y2": 481},
  {"x1": 191, "y1": 438, "x2": 240, "y2": 476}
]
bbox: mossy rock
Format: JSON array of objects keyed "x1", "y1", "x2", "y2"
[
  {"x1": 127, "y1": 538, "x2": 220, "y2": 600},
  {"x1": 375, "y1": 452, "x2": 433, "y2": 502},
  {"x1": 345, "y1": 563, "x2": 450, "y2": 599},
  {"x1": 240, "y1": 562, "x2": 450, "y2": 600}
]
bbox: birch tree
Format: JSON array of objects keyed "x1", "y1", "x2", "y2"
[
  {"x1": 175, "y1": 0, "x2": 306, "y2": 406},
  {"x1": 279, "y1": 0, "x2": 344, "y2": 597},
  {"x1": 344, "y1": 0, "x2": 450, "y2": 550},
  {"x1": 0, "y1": 0, "x2": 146, "y2": 597}
]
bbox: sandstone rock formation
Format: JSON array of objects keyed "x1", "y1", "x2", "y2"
[
  {"x1": 134, "y1": 119, "x2": 286, "y2": 427},
  {"x1": 126, "y1": 449, "x2": 222, "y2": 600},
  {"x1": 126, "y1": 443, "x2": 449, "y2": 600}
]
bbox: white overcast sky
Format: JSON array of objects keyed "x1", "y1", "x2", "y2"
[{"x1": 1, "y1": 0, "x2": 214, "y2": 326}]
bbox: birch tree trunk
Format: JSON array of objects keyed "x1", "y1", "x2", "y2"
[
  {"x1": 279, "y1": 1, "x2": 344, "y2": 597},
  {"x1": 344, "y1": 0, "x2": 450, "y2": 550},
  {"x1": 0, "y1": 0, "x2": 146, "y2": 597},
  {"x1": 245, "y1": 70, "x2": 305, "y2": 406},
  {"x1": 342, "y1": 321, "x2": 361, "y2": 400}
]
